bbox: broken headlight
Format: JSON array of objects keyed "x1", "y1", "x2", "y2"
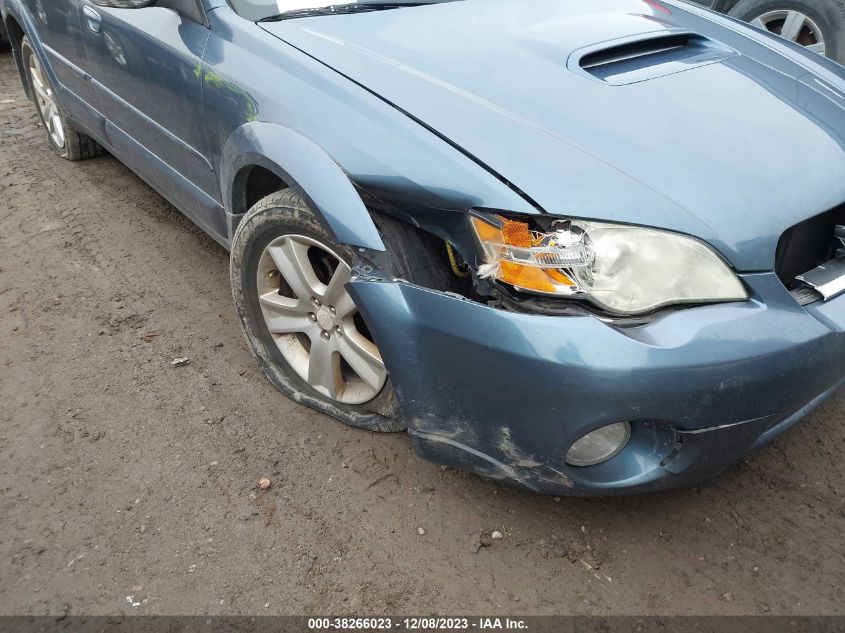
[{"x1": 469, "y1": 212, "x2": 747, "y2": 315}]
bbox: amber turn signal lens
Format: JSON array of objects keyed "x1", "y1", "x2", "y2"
[
  {"x1": 469, "y1": 215, "x2": 503, "y2": 242},
  {"x1": 470, "y1": 214, "x2": 577, "y2": 294}
]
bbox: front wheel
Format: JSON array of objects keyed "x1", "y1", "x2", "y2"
[
  {"x1": 230, "y1": 190, "x2": 405, "y2": 432},
  {"x1": 729, "y1": 0, "x2": 845, "y2": 63}
]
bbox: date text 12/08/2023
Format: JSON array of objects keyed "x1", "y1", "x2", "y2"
[{"x1": 306, "y1": 618, "x2": 529, "y2": 630}]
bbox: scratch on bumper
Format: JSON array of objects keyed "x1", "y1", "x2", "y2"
[{"x1": 348, "y1": 273, "x2": 845, "y2": 495}]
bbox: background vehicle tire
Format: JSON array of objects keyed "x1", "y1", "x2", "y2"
[
  {"x1": 729, "y1": 0, "x2": 845, "y2": 63},
  {"x1": 21, "y1": 37, "x2": 104, "y2": 161},
  {"x1": 230, "y1": 190, "x2": 406, "y2": 432}
]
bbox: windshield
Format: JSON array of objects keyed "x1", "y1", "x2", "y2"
[{"x1": 229, "y1": 0, "x2": 459, "y2": 22}]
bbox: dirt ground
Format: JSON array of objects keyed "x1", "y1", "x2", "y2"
[{"x1": 0, "y1": 48, "x2": 843, "y2": 618}]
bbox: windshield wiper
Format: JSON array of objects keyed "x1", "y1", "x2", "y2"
[{"x1": 258, "y1": 2, "x2": 428, "y2": 22}]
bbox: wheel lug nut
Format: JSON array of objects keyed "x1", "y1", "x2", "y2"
[
  {"x1": 308, "y1": 313, "x2": 317, "y2": 322},
  {"x1": 329, "y1": 306, "x2": 336, "y2": 315},
  {"x1": 335, "y1": 326, "x2": 342, "y2": 336},
  {"x1": 311, "y1": 297, "x2": 321, "y2": 307},
  {"x1": 321, "y1": 330, "x2": 331, "y2": 340}
]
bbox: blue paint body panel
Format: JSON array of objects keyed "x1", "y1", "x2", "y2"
[
  {"x1": 351, "y1": 274, "x2": 845, "y2": 494},
  {"x1": 262, "y1": 0, "x2": 845, "y2": 271},
  {"x1": 3, "y1": 0, "x2": 845, "y2": 494}
]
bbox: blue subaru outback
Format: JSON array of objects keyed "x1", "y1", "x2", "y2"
[{"x1": 2, "y1": 0, "x2": 845, "y2": 494}]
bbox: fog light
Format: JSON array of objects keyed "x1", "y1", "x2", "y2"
[{"x1": 565, "y1": 422, "x2": 631, "y2": 467}]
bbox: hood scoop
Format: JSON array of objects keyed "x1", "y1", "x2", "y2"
[{"x1": 569, "y1": 30, "x2": 736, "y2": 85}]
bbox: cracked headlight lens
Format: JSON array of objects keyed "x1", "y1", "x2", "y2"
[{"x1": 469, "y1": 212, "x2": 747, "y2": 315}]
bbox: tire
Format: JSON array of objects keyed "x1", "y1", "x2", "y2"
[
  {"x1": 729, "y1": 0, "x2": 845, "y2": 63},
  {"x1": 230, "y1": 190, "x2": 406, "y2": 433},
  {"x1": 21, "y1": 37, "x2": 104, "y2": 161}
]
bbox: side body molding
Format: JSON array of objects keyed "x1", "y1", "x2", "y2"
[{"x1": 220, "y1": 122, "x2": 385, "y2": 251}]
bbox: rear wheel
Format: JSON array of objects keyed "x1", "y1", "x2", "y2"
[
  {"x1": 21, "y1": 37, "x2": 103, "y2": 161},
  {"x1": 729, "y1": 0, "x2": 845, "y2": 62}
]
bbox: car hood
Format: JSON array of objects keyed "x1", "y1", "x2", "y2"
[{"x1": 261, "y1": 0, "x2": 845, "y2": 270}]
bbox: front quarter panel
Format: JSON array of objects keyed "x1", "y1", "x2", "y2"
[{"x1": 202, "y1": 7, "x2": 537, "y2": 247}]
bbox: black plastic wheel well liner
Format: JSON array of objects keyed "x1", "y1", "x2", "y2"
[
  {"x1": 367, "y1": 208, "x2": 472, "y2": 297},
  {"x1": 233, "y1": 165, "x2": 289, "y2": 218},
  {"x1": 3, "y1": 15, "x2": 31, "y2": 99},
  {"x1": 3, "y1": 14, "x2": 23, "y2": 48}
]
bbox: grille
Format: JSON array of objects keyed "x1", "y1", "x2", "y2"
[{"x1": 775, "y1": 204, "x2": 845, "y2": 289}]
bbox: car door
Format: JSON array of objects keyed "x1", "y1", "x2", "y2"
[
  {"x1": 78, "y1": 2, "x2": 226, "y2": 240},
  {"x1": 24, "y1": 0, "x2": 100, "y2": 127}
]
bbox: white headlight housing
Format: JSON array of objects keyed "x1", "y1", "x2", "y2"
[{"x1": 470, "y1": 213, "x2": 748, "y2": 315}]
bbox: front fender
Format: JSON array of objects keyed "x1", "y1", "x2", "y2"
[{"x1": 221, "y1": 122, "x2": 385, "y2": 251}]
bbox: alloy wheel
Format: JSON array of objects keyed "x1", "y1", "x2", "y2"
[
  {"x1": 28, "y1": 54, "x2": 65, "y2": 149},
  {"x1": 751, "y1": 9, "x2": 826, "y2": 55},
  {"x1": 256, "y1": 234, "x2": 388, "y2": 405}
]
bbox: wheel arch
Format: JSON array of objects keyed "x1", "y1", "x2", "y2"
[
  {"x1": 221, "y1": 122, "x2": 385, "y2": 252},
  {"x1": 2, "y1": 5, "x2": 33, "y2": 100},
  {"x1": 3, "y1": 12, "x2": 23, "y2": 47}
]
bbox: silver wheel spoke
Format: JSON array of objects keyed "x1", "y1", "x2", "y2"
[
  {"x1": 268, "y1": 239, "x2": 322, "y2": 302},
  {"x1": 755, "y1": 10, "x2": 826, "y2": 57},
  {"x1": 325, "y1": 266, "x2": 357, "y2": 318},
  {"x1": 333, "y1": 293, "x2": 357, "y2": 319},
  {"x1": 54, "y1": 116, "x2": 65, "y2": 145},
  {"x1": 323, "y1": 265, "x2": 351, "y2": 307},
  {"x1": 48, "y1": 108, "x2": 63, "y2": 146},
  {"x1": 29, "y1": 57, "x2": 65, "y2": 149},
  {"x1": 49, "y1": 108, "x2": 61, "y2": 138},
  {"x1": 30, "y1": 71, "x2": 48, "y2": 102},
  {"x1": 308, "y1": 338, "x2": 340, "y2": 398},
  {"x1": 259, "y1": 291, "x2": 312, "y2": 334},
  {"x1": 780, "y1": 10, "x2": 805, "y2": 41},
  {"x1": 338, "y1": 331, "x2": 386, "y2": 391},
  {"x1": 256, "y1": 233, "x2": 387, "y2": 405}
]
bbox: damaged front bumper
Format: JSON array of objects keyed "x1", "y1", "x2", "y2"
[{"x1": 349, "y1": 271, "x2": 845, "y2": 495}]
